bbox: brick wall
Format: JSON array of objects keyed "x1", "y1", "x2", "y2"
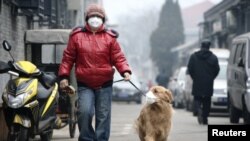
[
  {"x1": 0, "y1": 2, "x2": 29, "y2": 103},
  {"x1": 0, "y1": 2, "x2": 30, "y2": 140}
]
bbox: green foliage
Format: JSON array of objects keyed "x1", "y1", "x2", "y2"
[{"x1": 150, "y1": 0, "x2": 185, "y2": 76}]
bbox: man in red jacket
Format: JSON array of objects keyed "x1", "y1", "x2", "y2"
[{"x1": 58, "y1": 3, "x2": 131, "y2": 141}]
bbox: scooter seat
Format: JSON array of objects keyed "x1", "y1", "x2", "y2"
[{"x1": 37, "y1": 83, "x2": 54, "y2": 100}]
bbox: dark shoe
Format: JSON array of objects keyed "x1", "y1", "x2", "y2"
[
  {"x1": 193, "y1": 110, "x2": 198, "y2": 116},
  {"x1": 203, "y1": 119, "x2": 208, "y2": 125},
  {"x1": 198, "y1": 115, "x2": 203, "y2": 124}
]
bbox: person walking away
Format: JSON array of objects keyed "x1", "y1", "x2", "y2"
[
  {"x1": 187, "y1": 39, "x2": 219, "y2": 125},
  {"x1": 58, "y1": 3, "x2": 132, "y2": 141},
  {"x1": 156, "y1": 69, "x2": 169, "y2": 87}
]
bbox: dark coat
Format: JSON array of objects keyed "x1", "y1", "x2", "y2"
[
  {"x1": 156, "y1": 73, "x2": 168, "y2": 87},
  {"x1": 187, "y1": 49, "x2": 220, "y2": 97}
]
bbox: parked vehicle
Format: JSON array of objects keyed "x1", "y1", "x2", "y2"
[
  {"x1": 112, "y1": 71, "x2": 142, "y2": 104},
  {"x1": 172, "y1": 66, "x2": 187, "y2": 108},
  {"x1": 24, "y1": 29, "x2": 78, "y2": 138},
  {"x1": 184, "y1": 48, "x2": 230, "y2": 114},
  {"x1": 227, "y1": 32, "x2": 250, "y2": 124},
  {"x1": 1, "y1": 40, "x2": 58, "y2": 141},
  {"x1": 167, "y1": 69, "x2": 179, "y2": 94},
  {"x1": 211, "y1": 61, "x2": 228, "y2": 112},
  {"x1": 184, "y1": 72, "x2": 193, "y2": 111}
]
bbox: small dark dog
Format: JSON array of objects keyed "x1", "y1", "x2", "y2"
[{"x1": 135, "y1": 86, "x2": 173, "y2": 141}]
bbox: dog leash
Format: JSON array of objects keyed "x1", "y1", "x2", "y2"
[
  {"x1": 113, "y1": 79, "x2": 125, "y2": 83},
  {"x1": 62, "y1": 79, "x2": 146, "y2": 97},
  {"x1": 128, "y1": 80, "x2": 146, "y2": 97},
  {"x1": 114, "y1": 79, "x2": 146, "y2": 97}
]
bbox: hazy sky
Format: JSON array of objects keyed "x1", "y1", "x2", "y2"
[
  {"x1": 179, "y1": 0, "x2": 222, "y2": 8},
  {"x1": 103, "y1": 0, "x2": 222, "y2": 21}
]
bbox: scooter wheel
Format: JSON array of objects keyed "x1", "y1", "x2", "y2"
[
  {"x1": 7, "y1": 125, "x2": 29, "y2": 141},
  {"x1": 40, "y1": 130, "x2": 53, "y2": 141}
]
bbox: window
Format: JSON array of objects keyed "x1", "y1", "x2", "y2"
[
  {"x1": 41, "y1": 44, "x2": 67, "y2": 64},
  {"x1": 217, "y1": 63, "x2": 227, "y2": 80},
  {"x1": 229, "y1": 44, "x2": 237, "y2": 64},
  {"x1": 233, "y1": 44, "x2": 243, "y2": 65},
  {"x1": 42, "y1": 44, "x2": 55, "y2": 64},
  {"x1": 55, "y1": 44, "x2": 67, "y2": 63},
  {"x1": 241, "y1": 43, "x2": 246, "y2": 66}
]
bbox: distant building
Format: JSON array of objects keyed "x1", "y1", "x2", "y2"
[
  {"x1": 182, "y1": 0, "x2": 214, "y2": 42},
  {"x1": 172, "y1": 1, "x2": 214, "y2": 67},
  {"x1": 201, "y1": 0, "x2": 250, "y2": 49}
]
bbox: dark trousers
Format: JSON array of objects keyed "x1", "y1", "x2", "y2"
[{"x1": 194, "y1": 96, "x2": 211, "y2": 123}]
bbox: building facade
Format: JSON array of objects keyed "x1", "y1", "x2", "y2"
[
  {"x1": 0, "y1": 0, "x2": 78, "y2": 102},
  {"x1": 201, "y1": 0, "x2": 250, "y2": 49}
]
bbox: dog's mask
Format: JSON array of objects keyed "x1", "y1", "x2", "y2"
[
  {"x1": 145, "y1": 91, "x2": 157, "y2": 104},
  {"x1": 149, "y1": 86, "x2": 173, "y2": 104}
]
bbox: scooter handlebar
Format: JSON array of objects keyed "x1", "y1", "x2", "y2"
[
  {"x1": 0, "y1": 61, "x2": 11, "y2": 73},
  {"x1": 8, "y1": 71, "x2": 19, "y2": 76}
]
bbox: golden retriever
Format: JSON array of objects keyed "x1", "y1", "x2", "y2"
[{"x1": 135, "y1": 86, "x2": 173, "y2": 141}]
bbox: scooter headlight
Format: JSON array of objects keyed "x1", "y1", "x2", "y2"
[{"x1": 5, "y1": 90, "x2": 32, "y2": 109}]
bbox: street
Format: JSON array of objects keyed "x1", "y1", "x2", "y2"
[
  {"x1": 48, "y1": 101, "x2": 239, "y2": 141},
  {"x1": 1, "y1": 0, "x2": 250, "y2": 141}
]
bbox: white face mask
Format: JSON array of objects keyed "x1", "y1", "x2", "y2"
[
  {"x1": 145, "y1": 91, "x2": 157, "y2": 104},
  {"x1": 87, "y1": 16, "x2": 103, "y2": 29}
]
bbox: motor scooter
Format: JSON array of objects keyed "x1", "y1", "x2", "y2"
[{"x1": 0, "y1": 40, "x2": 58, "y2": 141}]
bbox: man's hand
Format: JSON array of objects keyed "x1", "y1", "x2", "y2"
[
  {"x1": 123, "y1": 72, "x2": 131, "y2": 81},
  {"x1": 60, "y1": 79, "x2": 69, "y2": 89}
]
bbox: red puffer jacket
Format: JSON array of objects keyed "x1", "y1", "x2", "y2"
[{"x1": 58, "y1": 25, "x2": 131, "y2": 89}]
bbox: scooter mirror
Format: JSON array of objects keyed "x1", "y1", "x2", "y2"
[{"x1": 2, "y1": 40, "x2": 12, "y2": 51}]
